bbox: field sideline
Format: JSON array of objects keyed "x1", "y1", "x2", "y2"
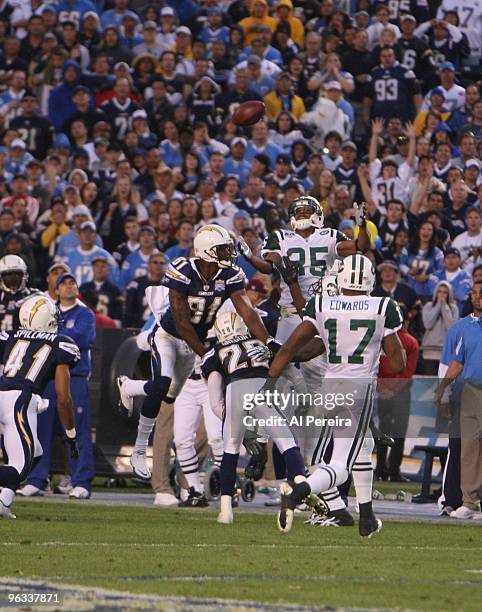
[{"x1": 1, "y1": 500, "x2": 481, "y2": 610}]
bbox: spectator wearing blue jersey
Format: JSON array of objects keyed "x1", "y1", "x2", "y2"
[
  {"x1": 48, "y1": 60, "x2": 82, "y2": 132},
  {"x1": 159, "y1": 120, "x2": 183, "y2": 169},
  {"x1": 245, "y1": 120, "x2": 283, "y2": 169},
  {"x1": 100, "y1": 0, "x2": 139, "y2": 29},
  {"x1": 238, "y1": 32, "x2": 283, "y2": 65},
  {"x1": 164, "y1": 220, "x2": 194, "y2": 262},
  {"x1": 120, "y1": 225, "x2": 158, "y2": 289},
  {"x1": 61, "y1": 221, "x2": 119, "y2": 286},
  {"x1": 399, "y1": 221, "x2": 444, "y2": 300},
  {"x1": 56, "y1": 0, "x2": 99, "y2": 28},
  {"x1": 224, "y1": 138, "x2": 252, "y2": 188},
  {"x1": 198, "y1": 7, "x2": 230, "y2": 47},
  {"x1": 245, "y1": 55, "x2": 276, "y2": 98},
  {"x1": 434, "y1": 248, "x2": 472, "y2": 314},
  {"x1": 56, "y1": 204, "x2": 102, "y2": 259},
  {"x1": 22, "y1": 272, "x2": 96, "y2": 499}
]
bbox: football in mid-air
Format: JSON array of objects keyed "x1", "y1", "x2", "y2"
[{"x1": 232, "y1": 100, "x2": 266, "y2": 127}]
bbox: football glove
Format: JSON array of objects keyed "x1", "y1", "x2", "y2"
[
  {"x1": 354, "y1": 201, "x2": 367, "y2": 228},
  {"x1": 237, "y1": 237, "x2": 252, "y2": 260},
  {"x1": 266, "y1": 337, "x2": 282, "y2": 357},
  {"x1": 245, "y1": 343, "x2": 271, "y2": 363},
  {"x1": 67, "y1": 437, "x2": 80, "y2": 460},
  {"x1": 244, "y1": 443, "x2": 268, "y2": 480},
  {"x1": 275, "y1": 255, "x2": 299, "y2": 286},
  {"x1": 242, "y1": 429, "x2": 264, "y2": 458}
]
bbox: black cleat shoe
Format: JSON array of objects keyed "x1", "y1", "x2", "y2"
[
  {"x1": 305, "y1": 507, "x2": 355, "y2": 527},
  {"x1": 359, "y1": 515, "x2": 382, "y2": 539},
  {"x1": 178, "y1": 487, "x2": 209, "y2": 508},
  {"x1": 277, "y1": 481, "x2": 311, "y2": 533}
]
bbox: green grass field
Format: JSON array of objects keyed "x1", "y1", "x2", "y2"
[{"x1": 1, "y1": 500, "x2": 481, "y2": 610}]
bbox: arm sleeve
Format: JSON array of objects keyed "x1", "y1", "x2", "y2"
[
  {"x1": 422, "y1": 302, "x2": 441, "y2": 330},
  {"x1": 384, "y1": 298, "x2": 403, "y2": 336},
  {"x1": 162, "y1": 260, "x2": 191, "y2": 294},
  {"x1": 302, "y1": 296, "x2": 318, "y2": 325},
  {"x1": 261, "y1": 231, "x2": 282, "y2": 257},
  {"x1": 55, "y1": 335, "x2": 81, "y2": 368},
  {"x1": 226, "y1": 266, "x2": 247, "y2": 296}
]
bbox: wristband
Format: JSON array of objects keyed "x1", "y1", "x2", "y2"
[{"x1": 66, "y1": 428, "x2": 76, "y2": 439}]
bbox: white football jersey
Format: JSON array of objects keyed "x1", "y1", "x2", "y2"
[
  {"x1": 437, "y1": 0, "x2": 482, "y2": 56},
  {"x1": 303, "y1": 294, "x2": 403, "y2": 378},
  {"x1": 262, "y1": 228, "x2": 347, "y2": 307}
]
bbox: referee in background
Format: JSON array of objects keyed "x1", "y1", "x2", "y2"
[{"x1": 436, "y1": 286, "x2": 482, "y2": 520}]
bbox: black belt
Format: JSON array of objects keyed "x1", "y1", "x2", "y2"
[{"x1": 189, "y1": 373, "x2": 202, "y2": 381}]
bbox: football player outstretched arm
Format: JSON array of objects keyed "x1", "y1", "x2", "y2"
[
  {"x1": 237, "y1": 237, "x2": 275, "y2": 275},
  {"x1": 382, "y1": 332, "x2": 406, "y2": 374},
  {"x1": 170, "y1": 288, "x2": 209, "y2": 357},
  {"x1": 55, "y1": 363, "x2": 79, "y2": 458},
  {"x1": 269, "y1": 320, "x2": 318, "y2": 379},
  {"x1": 231, "y1": 289, "x2": 271, "y2": 344}
]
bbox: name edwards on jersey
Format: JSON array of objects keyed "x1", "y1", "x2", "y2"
[{"x1": 329, "y1": 299, "x2": 370, "y2": 311}]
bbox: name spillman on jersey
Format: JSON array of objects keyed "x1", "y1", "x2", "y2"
[
  {"x1": 262, "y1": 228, "x2": 347, "y2": 306},
  {"x1": 160, "y1": 257, "x2": 246, "y2": 340},
  {"x1": 303, "y1": 295, "x2": 403, "y2": 378},
  {"x1": 0, "y1": 329, "x2": 80, "y2": 394}
]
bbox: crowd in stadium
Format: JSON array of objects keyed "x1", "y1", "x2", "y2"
[{"x1": 0, "y1": 0, "x2": 480, "y2": 518}]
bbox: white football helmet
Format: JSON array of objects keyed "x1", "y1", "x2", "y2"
[
  {"x1": 0, "y1": 254, "x2": 28, "y2": 293},
  {"x1": 193, "y1": 224, "x2": 236, "y2": 268},
  {"x1": 213, "y1": 311, "x2": 248, "y2": 342},
  {"x1": 19, "y1": 295, "x2": 59, "y2": 333},
  {"x1": 337, "y1": 254, "x2": 376, "y2": 293},
  {"x1": 289, "y1": 196, "x2": 324, "y2": 231}
]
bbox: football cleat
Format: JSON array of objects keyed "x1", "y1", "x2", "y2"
[
  {"x1": 54, "y1": 475, "x2": 72, "y2": 495},
  {"x1": 130, "y1": 450, "x2": 151, "y2": 481},
  {"x1": 277, "y1": 481, "x2": 311, "y2": 534},
  {"x1": 359, "y1": 515, "x2": 383, "y2": 539},
  {"x1": 17, "y1": 484, "x2": 44, "y2": 497},
  {"x1": 304, "y1": 493, "x2": 329, "y2": 518},
  {"x1": 305, "y1": 507, "x2": 355, "y2": 527},
  {"x1": 0, "y1": 501, "x2": 16, "y2": 519},
  {"x1": 117, "y1": 375, "x2": 134, "y2": 416},
  {"x1": 69, "y1": 486, "x2": 90, "y2": 499},
  {"x1": 178, "y1": 487, "x2": 209, "y2": 508}
]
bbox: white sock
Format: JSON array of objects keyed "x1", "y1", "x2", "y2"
[
  {"x1": 0, "y1": 488, "x2": 15, "y2": 507},
  {"x1": 134, "y1": 415, "x2": 156, "y2": 452},
  {"x1": 220, "y1": 495, "x2": 233, "y2": 514},
  {"x1": 124, "y1": 378, "x2": 148, "y2": 397},
  {"x1": 306, "y1": 465, "x2": 334, "y2": 495},
  {"x1": 352, "y1": 462, "x2": 373, "y2": 504},
  {"x1": 185, "y1": 472, "x2": 203, "y2": 492},
  {"x1": 324, "y1": 486, "x2": 346, "y2": 511}
]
